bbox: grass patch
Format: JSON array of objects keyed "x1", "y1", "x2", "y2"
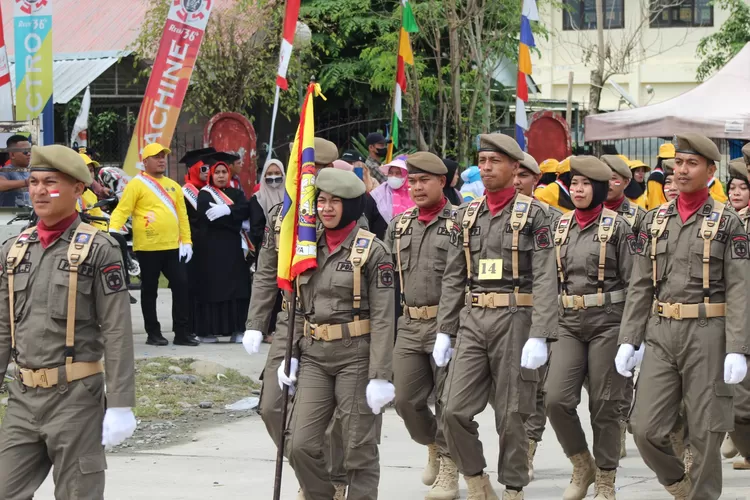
[{"x1": 135, "y1": 357, "x2": 258, "y2": 419}]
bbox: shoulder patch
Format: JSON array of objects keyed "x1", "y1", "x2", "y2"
[
  {"x1": 377, "y1": 263, "x2": 394, "y2": 288},
  {"x1": 100, "y1": 262, "x2": 126, "y2": 295},
  {"x1": 731, "y1": 235, "x2": 750, "y2": 260},
  {"x1": 533, "y1": 226, "x2": 551, "y2": 250}
]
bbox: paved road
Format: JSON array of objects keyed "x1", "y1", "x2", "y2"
[{"x1": 36, "y1": 290, "x2": 749, "y2": 499}]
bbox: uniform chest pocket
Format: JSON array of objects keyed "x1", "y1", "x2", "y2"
[
  {"x1": 432, "y1": 237, "x2": 450, "y2": 272},
  {"x1": 395, "y1": 236, "x2": 411, "y2": 271},
  {"x1": 586, "y1": 246, "x2": 619, "y2": 279},
  {"x1": 8, "y1": 272, "x2": 31, "y2": 317},
  {"x1": 49, "y1": 272, "x2": 94, "y2": 320},
  {"x1": 653, "y1": 239, "x2": 669, "y2": 281},
  {"x1": 502, "y1": 234, "x2": 534, "y2": 274},
  {"x1": 330, "y1": 269, "x2": 357, "y2": 311},
  {"x1": 689, "y1": 240, "x2": 724, "y2": 282}
]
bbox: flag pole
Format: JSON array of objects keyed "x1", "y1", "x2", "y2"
[
  {"x1": 266, "y1": 85, "x2": 281, "y2": 165},
  {"x1": 385, "y1": 26, "x2": 403, "y2": 165},
  {"x1": 273, "y1": 282, "x2": 297, "y2": 500}
]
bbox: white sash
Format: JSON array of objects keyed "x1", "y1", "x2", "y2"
[
  {"x1": 134, "y1": 174, "x2": 179, "y2": 224},
  {"x1": 182, "y1": 183, "x2": 200, "y2": 210},
  {"x1": 202, "y1": 186, "x2": 253, "y2": 257}
]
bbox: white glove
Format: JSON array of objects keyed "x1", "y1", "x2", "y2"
[
  {"x1": 520, "y1": 337, "x2": 548, "y2": 370},
  {"x1": 242, "y1": 220, "x2": 251, "y2": 232},
  {"x1": 633, "y1": 342, "x2": 646, "y2": 368},
  {"x1": 178, "y1": 242, "x2": 193, "y2": 263},
  {"x1": 365, "y1": 379, "x2": 395, "y2": 414},
  {"x1": 242, "y1": 329, "x2": 263, "y2": 354},
  {"x1": 724, "y1": 353, "x2": 748, "y2": 385},
  {"x1": 432, "y1": 333, "x2": 453, "y2": 367},
  {"x1": 101, "y1": 407, "x2": 137, "y2": 448},
  {"x1": 615, "y1": 344, "x2": 637, "y2": 378},
  {"x1": 277, "y1": 358, "x2": 299, "y2": 394},
  {"x1": 206, "y1": 202, "x2": 231, "y2": 221}
]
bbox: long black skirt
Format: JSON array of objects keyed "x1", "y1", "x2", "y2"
[{"x1": 192, "y1": 298, "x2": 250, "y2": 337}]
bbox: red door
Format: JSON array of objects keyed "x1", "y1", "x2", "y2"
[
  {"x1": 526, "y1": 110, "x2": 572, "y2": 163},
  {"x1": 203, "y1": 112, "x2": 258, "y2": 198}
]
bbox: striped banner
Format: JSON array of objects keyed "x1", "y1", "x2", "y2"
[{"x1": 515, "y1": 0, "x2": 539, "y2": 151}]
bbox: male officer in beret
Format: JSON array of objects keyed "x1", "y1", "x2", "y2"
[
  {"x1": 384, "y1": 151, "x2": 460, "y2": 499},
  {"x1": 314, "y1": 137, "x2": 339, "y2": 172},
  {"x1": 435, "y1": 133, "x2": 558, "y2": 500},
  {"x1": 0, "y1": 145, "x2": 136, "y2": 499},
  {"x1": 615, "y1": 132, "x2": 750, "y2": 499}
]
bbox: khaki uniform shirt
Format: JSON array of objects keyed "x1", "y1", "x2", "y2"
[
  {"x1": 611, "y1": 197, "x2": 647, "y2": 232},
  {"x1": 383, "y1": 203, "x2": 454, "y2": 307},
  {"x1": 618, "y1": 201, "x2": 750, "y2": 354},
  {"x1": 295, "y1": 222, "x2": 395, "y2": 380},
  {"x1": 437, "y1": 195, "x2": 559, "y2": 339},
  {"x1": 0, "y1": 217, "x2": 135, "y2": 407}
]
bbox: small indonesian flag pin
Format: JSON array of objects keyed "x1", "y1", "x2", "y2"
[{"x1": 49, "y1": 190, "x2": 60, "y2": 198}]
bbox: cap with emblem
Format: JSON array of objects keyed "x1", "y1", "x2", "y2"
[
  {"x1": 662, "y1": 158, "x2": 675, "y2": 176},
  {"x1": 79, "y1": 153, "x2": 100, "y2": 169},
  {"x1": 675, "y1": 133, "x2": 721, "y2": 162},
  {"x1": 142, "y1": 143, "x2": 171, "y2": 160},
  {"x1": 316, "y1": 168, "x2": 366, "y2": 199},
  {"x1": 569, "y1": 156, "x2": 612, "y2": 182},
  {"x1": 627, "y1": 159, "x2": 651, "y2": 172},
  {"x1": 179, "y1": 147, "x2": 216, "y2": 166},
  {"x1": 557, "y1": 157, "x2": 571, "y2": 175},
  {"x1": 658, "y1": 143, "x2": 676, "y2": 159},
  {"x1": 478, "y1": 133, "x2": 524, "y2": 161},
  {"x1": 600, "y1": 154, "x2": 631, "y2": 180},
  {"x1": 32, "y1": 145, "x2": 93, "y2": 186},
  {"x1": 314, "y1": 137, "x2": 338, "y2": 166},
  {"x1": 520, "y1": 153, "x2": 541, "y2": 174},
  {"x1": 742, "y1": 143, "x2": 750, "y2": 164},
  {"x1": 540, "y1": 158, "x2": 558, "y2": 174},
  {"x1": 406, "y1": 151, "x2": 447, "y2": 175},
  {"x1": 729, "y1": 158, "x2": 748, "y2": 179}
]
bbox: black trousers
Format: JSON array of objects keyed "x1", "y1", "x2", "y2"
[
  {"x1": 109, "y1": 232, "x2": 131, "y2": 286},
  {"x1": 137, "y1": 249, "x2": 189, "y2": 338}
]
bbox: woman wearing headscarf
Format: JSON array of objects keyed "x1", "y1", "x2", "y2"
[
  {"x1": 546, "y1": 156, "x2": 634, "y2": 500},
  {"x1": 336, "y1": 159, "x2": 388, "y2": 240},
  {"x1": 193, "y1": 162, "x2": 252, "y2": 343},
  {"x1": 370, "y1": 158, "x2": 415, "y2": 223},
  {"x1": 279, "y1": 168, "x2": 395, "y2": 500},
  {"x1": 249, "y1": 159, "x2": 285, "y2": 255},
  {"x1": 441, "y1": 158, "x2": 462, "y2": 206}
]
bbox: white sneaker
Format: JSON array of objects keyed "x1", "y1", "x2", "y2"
[
  {"x1": 198, "y1": 335, "x2": 218, "y2": 344},
  {"x1": 231, "y1": 332, "x2": 244, "y2": 344}
]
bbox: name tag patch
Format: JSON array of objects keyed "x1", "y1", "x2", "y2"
[{"x1": 478, "y1": 259, "x2": 503, "y2": 280}]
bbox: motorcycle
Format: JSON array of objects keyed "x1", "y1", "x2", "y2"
[{"x1": 84, "y1": 198, "x2": 141, "y2": 283}]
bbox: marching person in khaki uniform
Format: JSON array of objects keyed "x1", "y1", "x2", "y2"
[
  {"x1": 435, "y1": 134, "x2": 558, "y2": 500},
  {"x1": 514, "y1": 152, "x2": 561, "y2": 481},
  {"x1": 280, "y1": 168, "x2": 395, "y2": 500},
  {"x1": 384, "y1": 152, "x2": 459, "y2": 499},
  {"x1": 0, "y1": 145, "x2": 136, "y2": 499},
  {"x1": 615, "y1": 133, "x2": 750, "y2": 500},
  {"x1": 545, "y1": 157, "x2": 633, "y2": 500}
]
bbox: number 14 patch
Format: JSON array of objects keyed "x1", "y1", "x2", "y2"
[{"x1": 478, "y1": 259, "x2": 503, "y2": 280}]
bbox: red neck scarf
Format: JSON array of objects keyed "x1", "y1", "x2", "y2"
[
  {"x1": 574, "y1": 204, "x2": 603, "y2": 230},
  {"x1": 604, "y1": 195, "x2": 624, "y2": 211},
  {"x1": 418, "y1": 197, "x2": 448, "y2": 224},
  {"x1": 485, "y1": 186, "x2": 516, "y2": 216},
  {"x1": 37, "y1": 212, "x2": 79, "y2": 249},
  {"x1": 676, "y1": 188, "x2": 709, "y2": 223},
  {"x1": 325, "y1": 221, "x2": 357, "y2": 253},
  {"x1": 184, "y1": 161, "x2": 207, "y2": 189}
]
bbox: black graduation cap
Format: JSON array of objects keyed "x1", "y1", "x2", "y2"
[
  {"x1": 207, "y1": 151, "x2": 241, "y2": 164},
  {"x1": 179, "y1": 147, "x2": 216, "y2": 166}
]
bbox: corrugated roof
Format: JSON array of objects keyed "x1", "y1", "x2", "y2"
[{"x1": 9, "y1": 51, "x2": 126, "y2": 104}]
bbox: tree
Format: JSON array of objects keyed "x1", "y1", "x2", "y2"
[
  {"x1": 130, "y1": 0, "x2": 309, "y2": 122},
  {"x1": 696, "y1": 0, "x2": 750, "y2": 81}
]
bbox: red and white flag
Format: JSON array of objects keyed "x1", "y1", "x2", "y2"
[
  {"x1": 0, "y1": 3, "x2": 14, "y2": 121},
  {"x1": 275, "y1": 0, "x2": 301, "y2": 90}
]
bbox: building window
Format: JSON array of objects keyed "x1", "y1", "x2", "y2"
[
  {"x1": 563, "y1": 0, "x2": 625, "y2": 30},
  {"x1": 650, "y1": 0, "x2": 714, "y2": 28}
]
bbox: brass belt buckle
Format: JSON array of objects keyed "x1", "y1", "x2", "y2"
[
  {"x1": 38, "y1": 370, "x2": 48, "y2": 388},
  {"x1": 485, "y1": 294, "x2": 495, "y2": 308},
  {"x1": 672, "y1": 303, "x2": 682, "y2": 320},
  {"x1": 573, "y1": 296, "x2": 586, "y2": 310},
  {"x1": 316, "y1": 325, "x2": 329, "y2": 341}
]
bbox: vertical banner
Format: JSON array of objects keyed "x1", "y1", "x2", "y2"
[
  {"x1": 123, "y1": 0, "x2": 213, "y2": 174},
  {"x1": 0, "y1": 3, "x2": 15, "y2": 121},
  {"x1": 14, "y1": 0, "x2": 53, "y2": 143},
  {"x1": 70, "y1": 86, "x2": 91, "y2": 148}
]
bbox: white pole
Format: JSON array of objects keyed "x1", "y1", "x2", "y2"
[{"x1": 266, "y1": 85, "x2": 281, "y2": 165}]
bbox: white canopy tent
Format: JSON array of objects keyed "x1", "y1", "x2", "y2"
[{"x1": 585, "y1": 43, "x2": 750, "y2": 142}]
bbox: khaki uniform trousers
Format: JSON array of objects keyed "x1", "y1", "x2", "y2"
[
  {"x1": 393, "y1": 314, "x2": 449, "y2": 454},
  {"x1": 631, "y1": 316, "x2": 733, "y2": 500},
  {"x1": 0, "y1": 374, "x2": 107, "y2": 500},
  {"x1": 441, "y1": 307, "x2": 538, "y2": 488},
  {"x1": 619, "y1": 377, "x2": 634, "y2": 422},
  {"x1": 287, "y1": 336, "x2": 382, "y2": 500},
  {"x1": 730, "y1": 366, "x2": 750, "y2": 458},
  {"x1": 545, "y1": 306, "x2": 627, "y2": 469},
  {"x1": 523, "y1": 364, "x2": 548, "y2": 442},
  {"x1": 258, "y1": 311, "x2": 347, "y2": 484}
]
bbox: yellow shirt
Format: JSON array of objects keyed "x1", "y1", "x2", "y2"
[
  {"x1": 709, "y1": 178, "x2": 727, "y2": 203},
  {"x1": 646, "y1": 179, "x2": 667, "y2": 210},
  {"x1": 534, "y1": 182, "x2": 572, "y2": 213},
  {"x1": 76, "y1": 189, "x2": 109, "y2": 231},
  {"x1": 628, "y1": 192, "x2": 648, "y2": 209},
  {"x1": 109, "y1": 173, "x2": 191, "y2": 252}
]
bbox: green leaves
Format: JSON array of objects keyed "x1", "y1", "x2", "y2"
[{"x1": 696, "y1": 0, "x2": 750, "y2": 81}]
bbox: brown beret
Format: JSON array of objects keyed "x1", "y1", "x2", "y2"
[
  {"x1": 314, "y1": 137, "x2": 338, "y2": 165},
  {"x1": 675, "y1": 133, "x2": 721, "y2": 162},
  {"x1": 742, "y1": 143, "x2": 750, "y2": 164},
  {"x1": 316, "y1": 168, "x2": 366, "y2": 199},
  {"x1": 600, "y1": 154, "x2": 631, "y2": 180},
  {"x1": 31, "y1": 145, "x2": 93, "y2": 186},
  {"x1": 478, "y1": 133, "x2": 524, "y2": 161},
  {"x1": 662, "y1": 158, "x2": 675, "y2": 176},
  {"x1": 569, "y1": 156, "x2": 612, "y2": 182},
  {"x1": 729, "y1": 158, "x2": 748, "y2": 179},
  {"x1": 406, "y1": 151, "x2": 447, "y2": 175},
  {"x1": 520, "y1": 153, "x2": 540, "y2": 174}
]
